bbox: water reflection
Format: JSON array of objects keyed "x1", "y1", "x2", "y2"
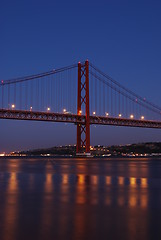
[
  {"x1": 0, "y1": 159, "x2": 161, "y2": 240},
  {"x1": 33, "y1": 172, "x2": 151, "y2": 208},
  {"x1": 62, "y1": 174, "x2": 68, "y2": 184},
  {"x1": 91, "y1": 175, "x2": 98, "y2": 185},
  {"x1": 2, "y1": 172, "x2": 19, "y2": 240},
  {"x1": 118, "y1": 176, "x2": 124, "y2": 185},
  {"x1": 76, "y1": 174, "x2": 86, "y2": 204},
  {"x1": 45, "y1": 173, "x2": 53, "y2": 193},
  {"x1": 141, "y1": 178, "x2": 148, "y2": 187}
]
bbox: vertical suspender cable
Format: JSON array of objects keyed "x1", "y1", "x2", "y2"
[
  {"x1": 95, "y1": 77, "x2": 97, "y2": 114},
  {"x1": 25, "y1": 81, "x2": 28, "y2": 110},
  {"x1": 91, "y1": 71, "x2": 93, "y2": 114},
  {"x1": 1, "y1": 83, "x2": 3, "y2": 109},
  {"x1": 111, "y1": 85, "x2": 113, "y2": 116},
  {"x1": 14, "y1": 83, "x2": 16, "y2": 109},
  {"x1": 20, "y1": 83, "x2": 22, "y2": 110},
  {"x1": 103, "y1": 82, "x2": 105, "y2": 116},
  {"x1": 8, "y1": 84, "x2": 10, "y2": 109}
]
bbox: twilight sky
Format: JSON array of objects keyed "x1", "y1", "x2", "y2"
[{"x1": 1, "y1": 0, "x2": 161, "y2": 152}]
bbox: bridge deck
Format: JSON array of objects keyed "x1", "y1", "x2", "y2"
[{"x1": 0, "y1": 109, "x2": 161, "y2": 129}]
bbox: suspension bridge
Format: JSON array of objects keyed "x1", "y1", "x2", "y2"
[{"x1": 1, "y1": 60, "x2": 161, "y2": 155}]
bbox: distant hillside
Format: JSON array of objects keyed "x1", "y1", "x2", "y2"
[
  {"x1": 10, "y1": 142, "x2": 161, "y2": 157},
  {"x1": 20, "y1": 145, "x2": 76, "y2": 156},
  {"x1": 107, "y1": 142, "x2": 161, "y2": 155}
]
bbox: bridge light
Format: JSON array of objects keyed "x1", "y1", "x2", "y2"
[
  {"x1": 130, "y1": 114, "x2": 134, "y2": 119},
  {"x1": 11, "y1": 104, "x2": 15, "y2": 109},
  {"x1": 118, "y1": 114, "x2": 122, "y2": 117},
  {"x1": 93, "y1": 111, "x2": 96, "y2": 115},
  {"x1": 47, "y1": 107, "x2": 50, "y2": 111},
  {"x1": 105, "y1": 112, "x2": 109, "y2": 116},
  {"x1": 63, "y1": 109, "x2": 66, "y2": 113},
  {"x1": 141, "y1": 116, "x2": 144, "y2": 120}
]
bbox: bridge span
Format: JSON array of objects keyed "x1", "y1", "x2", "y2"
[
  {"x1": 1, "y1": 60, "x2": 161, "y2": 154},
  {"x1": 1, "y1": 109, "x2": 161, "y2": 129}
]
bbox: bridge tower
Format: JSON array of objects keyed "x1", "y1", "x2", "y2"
[{"x1": 76, "y1": 60, "x2": 90, "y2": 155}]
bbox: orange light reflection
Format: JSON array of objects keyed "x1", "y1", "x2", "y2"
[{"x1": 105, "y1": 176, "x2": 111, "y2": 185}]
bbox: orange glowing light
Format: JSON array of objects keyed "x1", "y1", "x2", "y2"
[
  {"x1": 130, "y1": 177, "x2": 136, "y2": 187},
  {"x1": 62, "y1": 174, "x2": 68, "y2": 184},
  {"x1": 141, "y1": 178, "x2": 148, "y2": 187},
  {"x1": 118, "y1": 177, "x2": 124, "y2": 185},
  {"x1": 91, "y1": 175, "x2": 98, "y2": 185},
  {"x1": 105, "y1": 176, "x2": 111, "y2": 185},
  {"x1": 78, "y1": 174, "x2": 85, "y2": 184},
  {"x1": 129, "y1": 195, "x2": 137, "y2": 207},
  {"x1": 140, "y1": 195, "x2": 148, "y2": 208}
]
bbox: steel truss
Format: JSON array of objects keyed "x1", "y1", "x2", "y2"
[{"x1": 1, "y1": 109, "x2": 161, "y2": 129}]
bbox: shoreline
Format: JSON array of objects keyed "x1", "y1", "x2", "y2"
[{"x1": 1, "y1": 155, "x2": 161, "y2": 160}]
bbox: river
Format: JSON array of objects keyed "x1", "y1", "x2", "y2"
[{"x1": 0, "y1": 157, "x2": 161, "y2": 240}]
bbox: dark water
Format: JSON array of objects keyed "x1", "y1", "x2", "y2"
[{"x1": 0, "y1": 157, "x2": 161, "y2": 240}]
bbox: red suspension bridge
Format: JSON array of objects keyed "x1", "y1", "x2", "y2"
[{"x1": 1, "y1": 60, "x2": 161, "y2": 155}]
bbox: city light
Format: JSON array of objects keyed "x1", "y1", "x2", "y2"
[
  {"x1": 0, "y1": 152, "x2": 5, "y2": 156},
  {"x1": 11, "y1": 104, "x2": 15, "y2": 109},
  {"x1": 141, "y1": 116, "x2": 144, "y2": 120},
  {"x1": 93, "y1": 111, "x2": 96, "y2": 115},
  {"x1": 130, "y1": 114, "x2": 134, "y2": 119},
  {"x1": 105, "y1": 112, "x2": 109, "y2": 116},
  {"x1": 47, "y1": 107, "x2": 50, "y2": 111}
]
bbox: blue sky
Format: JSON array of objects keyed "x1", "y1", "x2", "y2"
[{"x1": 1, "y1": 0, "x2": 161, "y2": 152}]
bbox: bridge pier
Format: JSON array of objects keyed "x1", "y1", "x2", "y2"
[{"x1": 76, "y1": 60, "x2": 90, "y2": 155}]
